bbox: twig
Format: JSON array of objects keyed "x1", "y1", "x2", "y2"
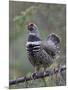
[{"x1": 9, "y1": 65, "x2": 66, "y2": 85}]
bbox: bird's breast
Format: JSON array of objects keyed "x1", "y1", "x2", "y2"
[{"x1": 26, "y1": 41, "x2": 41, "y2": 55}]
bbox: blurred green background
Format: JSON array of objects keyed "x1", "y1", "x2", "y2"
[{"x1": 9, "y1": 1, "x2": 66, "y2": 88}]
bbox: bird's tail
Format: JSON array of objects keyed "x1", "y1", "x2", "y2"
[
  {"x1": 43, "y1": 33, "x2": 60, "y2": 58},
  {"x1": 47, "y1": 33, "x2": 60, "y2": 46}
]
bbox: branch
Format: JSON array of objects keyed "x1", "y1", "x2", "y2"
[{"x1": 9, "y1": 65, "x2": 66, "y2": 86}]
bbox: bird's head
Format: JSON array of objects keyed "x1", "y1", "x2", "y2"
[
  {"x1": 27, "y1": 23, "x2": 38, "y2": 31},
  {"x1": 27, "y1": 22, "x2": 40, "y2": 39}
]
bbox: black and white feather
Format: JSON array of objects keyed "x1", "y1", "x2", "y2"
[{"x1": 26, "y1": 23, "x2": 60, "y2": 70}]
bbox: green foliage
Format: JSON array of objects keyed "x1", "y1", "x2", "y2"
[
  {"x1": 10, "y1": 6, "x2": 38, "y2": 42},
  {"x1": 9, "y1": 1, "x2": 66, "y2": 88}
]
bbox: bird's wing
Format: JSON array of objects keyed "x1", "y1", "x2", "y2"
[{"x1": 41, "y1": 33, "x2": 60, "y2": 58}]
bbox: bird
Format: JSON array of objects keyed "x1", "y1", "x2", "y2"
[{"x1": 26, "y1": 23, "x2": 60, "y2": 72}]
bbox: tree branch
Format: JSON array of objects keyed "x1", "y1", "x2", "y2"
[{"x1": 9, "y1": 65, "x2": 66, "y2": 85}]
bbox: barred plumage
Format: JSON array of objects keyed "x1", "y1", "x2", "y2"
[{"x1": 26, "y1": 23, "x2": 60, "y2": 71}]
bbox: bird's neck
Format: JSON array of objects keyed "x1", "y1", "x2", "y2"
[
  {"x1": 29, "y1": 29, "x2": 40, "y2": 38},
  {"x1": 28, "y1": 33, "x2": 41, "y2": 42},
  {"x1": 26, "y1": 30, "x2": 41, "y2": 53}
]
